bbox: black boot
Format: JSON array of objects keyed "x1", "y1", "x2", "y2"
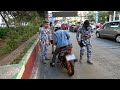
[{"x1": 50, "y1": 62, "x2": 55, "y2": 67}]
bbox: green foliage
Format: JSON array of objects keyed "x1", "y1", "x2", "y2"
[
  {"x1": 0, "y1": 11, "x2": 44, "y2": 28},
  {"x1": 0, "y1": 11, "x2": 44, "y2": 58},
  {"x1": 0, "y1": 28, "x2": 9, "y2": 39},
  {"x1": 86, "y1": 11, "x2": 96, "y2": 22},
  {"x1": 0, "y1": 43, "x2": 11, "y2": 56},
  {"x1": 11, "y1": 38, "x2": 36, "y2": 64},
  {"x1": 98, "y1": 11, "x2": 109, "y2": 23},
  {"x1": 0, "y1": 26, "x2": 38, "y2": 56},
  {"x1": 85, "y1": 11, "x2": 109, "y2": 23}
]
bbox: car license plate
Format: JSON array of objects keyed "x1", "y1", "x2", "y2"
[{"x1": 66, "y1": 54, "x2": 76, "y2": 61}]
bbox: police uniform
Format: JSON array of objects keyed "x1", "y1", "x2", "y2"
[
  {"x1": 76, "y1": 25, "x2": 94, "y2": 62},
  {"x1": 38, "y1": 27, "x2": 50, "y2": 61}
]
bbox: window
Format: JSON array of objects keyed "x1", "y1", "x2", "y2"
[
  {"x1": 101, "y1": 23, "x2": 110, "y2": 30},
  {"x1": 100, "y1": 25, "x2": 104, "y2": 29},
  {"x1": 109, "y1": 22, "x2": 120, "y2": 29}
]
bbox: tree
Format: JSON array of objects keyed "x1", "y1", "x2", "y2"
[
  {"x1": 85, "y1": 11, "x2": 96, "y2": 22},
  {"x1": 0, "y1": 11, "x2": 45, "y2": 28},
  {"x1": 37, "y1": 11, "x2": 48, "y2": 20},
  {"x1": 0, "y1": 11, "x2": 10, "y2": 28},
  {"x1": 98, "y1": 11, "x2": 109, "y2": 23}
]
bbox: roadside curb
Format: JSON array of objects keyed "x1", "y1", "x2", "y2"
[
  {"x1": 0, "y1": 38, "x2": 40, "y2": 79},
  {"x1": 18, "y1": 38, "x2": 40, "y2": 79}
]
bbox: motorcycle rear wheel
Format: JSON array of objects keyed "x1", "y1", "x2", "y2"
[{"x1": 66, "y1": 61, "x2": 74, "y2": 76}]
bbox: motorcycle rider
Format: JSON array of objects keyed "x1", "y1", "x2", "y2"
[{"x1": 50, "y1": 23, "x2": 71, "y2": 67}]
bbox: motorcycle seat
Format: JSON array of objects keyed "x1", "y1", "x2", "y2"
[{"x1": 59, "y1": 46, "x2": 67, "y2": 51}]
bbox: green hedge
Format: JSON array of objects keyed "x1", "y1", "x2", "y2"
[
  {"x1": 0, "y1": 26, "x2": 38, "y2": 56},
  {"x1": 0, "y1": 28, "x2": 10, "y2": 39}
]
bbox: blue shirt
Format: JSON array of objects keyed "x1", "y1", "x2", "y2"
[{"x1": 53, "y1": 30, "x2": 70, "y2": 48}]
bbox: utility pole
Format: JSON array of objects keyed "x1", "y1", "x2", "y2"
[
  {"x1": 45, "y1": 11, "x2": 48, "y2": 20},
  {"x1": 96, "y1": 11, "x2": 99, "y2": 23},
  {"x1": 119, "y1": 14, "x2": 120, "y2": 20},
  {"x1": 109, "y1": 15, "x2": 112, "y2": 22},
  {"x1": 113, "y1": 11, "x2": 116, "y2": 21}
]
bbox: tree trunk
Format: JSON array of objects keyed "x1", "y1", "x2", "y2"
[
  {"x1": 44, "y1": 11, "x2": 48, "y2": 20},
  {"x1": 0, "y1": 12, "x2": 9, "y2": 28},
  {"x1": 37, "y1": 11, "x2": 48, "y2": 20}
]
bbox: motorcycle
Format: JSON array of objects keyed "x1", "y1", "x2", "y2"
[{"x1": 56, "y1": 44, "x2": 77, "y2": 76}]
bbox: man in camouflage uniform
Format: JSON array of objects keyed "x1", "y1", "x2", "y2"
[
  {"x1": 76, "y1": 20, "x2": 94, "y2": 64},
  {"x1": 38, "y1": 21, "x2": 51, "y2": 64}
]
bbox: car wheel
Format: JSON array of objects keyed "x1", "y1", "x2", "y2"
[
  {"x1": 96, "y1": 32, "x2": 100, "y2": 38},
  {"x1": 115, "y1": 35, "x2": 120, "y2": 43}
]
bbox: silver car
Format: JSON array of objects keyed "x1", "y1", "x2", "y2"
[{"x1": 96, "y1": 21, "x2": 120, "y2": 42}]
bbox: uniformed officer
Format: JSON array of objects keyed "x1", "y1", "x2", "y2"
[
  {"x1": 38, "y1": 21, "x2": 51, "y2": 64},
  {"x1": 76, "y1": 20, "x2": 94, "y2": 64}
]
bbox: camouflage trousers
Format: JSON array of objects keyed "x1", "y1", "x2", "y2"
[
  {"x1": 41, "y1": 44, "x2": 48, "y2": 61},
  {"x1": 80, "y1": 42, "x2": 92, "y2": 61}
]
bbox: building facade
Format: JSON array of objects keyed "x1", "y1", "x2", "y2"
[{"x1": 109, "y1": 11, "x2": 120, "y2": 21}]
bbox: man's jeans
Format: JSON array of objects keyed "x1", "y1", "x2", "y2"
[{"x1": 51, "y1": 48, "x2": 60, "y2": 63}]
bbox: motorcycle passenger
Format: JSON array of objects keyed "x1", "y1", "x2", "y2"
[{"x1": 50, "y1": 23, "x2": 71, "y2": 67}]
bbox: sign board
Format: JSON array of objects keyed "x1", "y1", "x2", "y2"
[
  {"x1": 52, "y1": 11, "x2": 78, "y2": 17},
  {"x1": 48, "y1": 17, "x2": 55, "y2": 22}
]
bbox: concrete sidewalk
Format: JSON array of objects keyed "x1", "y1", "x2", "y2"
[{"x1": 0, "y1": 65, "x2": 21, "y2": 79}]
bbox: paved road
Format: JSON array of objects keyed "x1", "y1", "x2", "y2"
[{"x1": 30, "y1": 31, "x2": 120, "y2": 79}]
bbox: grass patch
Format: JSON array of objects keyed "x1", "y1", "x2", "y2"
[
  {"x1": 11, "y1": 38, "x2": 37, "y2": 64},
  {"x1": 0, "y1": 26, "x2": 39, "y2": 57}
]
